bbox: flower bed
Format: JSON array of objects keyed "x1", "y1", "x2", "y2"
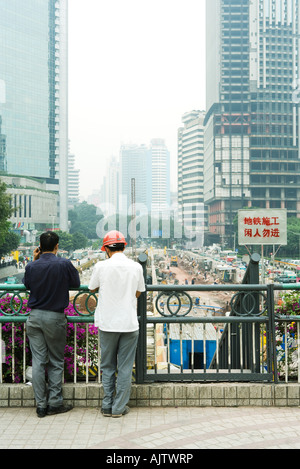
[
  {"x1": 276, "y1": 291, "x2": 300, "y2": 380},
  {"x1": 0, "y1": 294, "x2": 98, "y2": 383}
]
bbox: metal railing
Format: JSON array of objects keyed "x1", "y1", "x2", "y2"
[
  {"x1": 136, "y1": 283, "x2": 275, "y2": 383},
  {"x1": 0, "y1": 285, "x2": 98, "y2": 384},
  {"x1": 1, "y1": 254, "x2": 300, "y2": 385},
  {"x1": 135, "y1": 254, "x2": 300, "y2": 384}
]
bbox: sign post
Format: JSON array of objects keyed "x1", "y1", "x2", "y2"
[{"x1": 238, "y1": 209, "x2": 287, "y2": 284}]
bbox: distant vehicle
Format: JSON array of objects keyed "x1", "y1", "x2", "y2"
[
  {"x1": 167, "y1": 249, "x2": 178, "y2": 267},
  {"x1": 275, "y1": 270, "x2": 297, "y2": 283},
  {"x1": 286, "y1": 269, "x2": 296, "y2": 275},
  {"x1": 275, "y1": 276, "x2": 297, "y2": 284},
  {"x1": 5, "y1": 276, "x2": 17, "y2": 284},
  {"x1": 221, "y1": 250, "x2": 237, "y2": 263},
  {"x1": 71, "y1": 249, "x2": 88, "y2": 260}
]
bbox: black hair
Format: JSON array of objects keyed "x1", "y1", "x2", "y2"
[
  {"x1": 106, "y1": 243, "x2": 125, "y2": 252},
  {"x1": 40, "y1": 231, "x2": 59, "y2": 252}
]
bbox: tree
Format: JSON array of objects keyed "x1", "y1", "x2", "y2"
[
  {"x1": 69, "y1": 202, "x2": 103, "y2": 240},
  {"x1": 0, "y1": 180, "x2": 20, "y2": 257},
  {"x1": 286, "y1": 217, "x2": 300, "y2": 257},
  {"x1": 0, "y1": 180, "x2": 13, "y2": 246},
  {"x1": 56, "y1": 231, "x2": 74, "y2": 253},
  {"x1": 72, "y1": 232, "x2": 88, "y2": 250},
  {"x1": 0, "y1": 231, "x2": 20, "y2": 258},
  {"x1": 56, "y1": 230, "x2": 88, "y2": 253}
]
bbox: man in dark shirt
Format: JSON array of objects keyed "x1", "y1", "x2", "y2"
[{"x1": 23, "y1": 231, "x2": 80, "y2": 418}]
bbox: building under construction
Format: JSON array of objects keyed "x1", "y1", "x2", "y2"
[{"x1": 204, "y1": 0, "x2": 300, "y2": 246}]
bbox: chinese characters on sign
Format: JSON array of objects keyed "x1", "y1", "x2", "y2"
[{"x1": 238, "y1": 209, "x2": 287, "y2": 246}]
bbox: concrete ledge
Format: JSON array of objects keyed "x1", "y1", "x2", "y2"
[{"x1": 1, "y1": 382, "x2": 300, "y2": 408}]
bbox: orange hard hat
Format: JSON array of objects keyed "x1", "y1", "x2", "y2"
[{"x1": 101, "y1": 230, "x2": 127, "y2": 251}]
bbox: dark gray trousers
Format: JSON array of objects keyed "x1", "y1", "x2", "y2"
[
  {"x1": 26, "y1": 309, "x2": 67, "y2": 408},
  {"x1": 100, "y1": 330, "x2": 139, "y2": 414}
]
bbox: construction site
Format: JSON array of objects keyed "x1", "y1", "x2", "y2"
[{"x1": 75, "y1": 246, "x2": 234, "y2": 376}]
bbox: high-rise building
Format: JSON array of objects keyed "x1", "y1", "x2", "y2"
[
  {"x1": 120, "y1": 144, "x2": 148, "y2": 211},
  {"x1": 68, "y1": 151, "x2": 80, "y2": 209},
  {"x1": 0, "y1": 116, "x2": 7, "y2": 172},
  {"x1": 120, "y1": 140, "x2": 171, "y2": 214},
  {"x1": 97, "y1": 157, "x2": 120, "y2": 216},
  {"x1": 0, "y1": 0, "x2": 68, "y2": 230},
  {"x1": 107, "y1": 157, "x2": 120, "y2": 215},
  {"x1": 148, "y1": 139, "x2": 170, "y2": 213},
  {"x1": 205, "y1": 0, "x2": 300, "y2": 246},
  {"x1": 178, "y1": 111, "x2": 207, "y2": 236}
]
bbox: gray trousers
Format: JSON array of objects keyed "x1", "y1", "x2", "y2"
[
  {"x1": 100, "y1": 330, "x2": 139, "y2": 414},
  {"x1": 26, "y1": 309, "x2": 67, "y2": 408}
]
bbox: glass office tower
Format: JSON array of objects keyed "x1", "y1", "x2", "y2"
[
  {"x1": 205, "y1": 0, "x2": 300, "y2": 246},
  {"x1": 178, "y1": 111, "x2": 207, "y2": 237},
  {"x1": 0, "y1": 0, "x2": 68, "y2": 230},
  {"x1": 148, "y1": 138, "x2": 170, "y2": 213}
]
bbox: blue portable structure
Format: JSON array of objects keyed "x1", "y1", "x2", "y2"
[
  {"x1": 170, "y1": 338, "x2": 216, "y2": 369},
  {"x1": 167, "y1": 322, "x2": 218, "y2": 370}
]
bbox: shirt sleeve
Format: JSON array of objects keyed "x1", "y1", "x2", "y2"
[
  {"x1": 22, "y1": 263, "x2": 31, "y2": 290},
  {"x1": 67, "y1": 261, "x2": 81, "y2": 288},
  {"x1": 137, "y1": 264, "x2": 146, "y2": 292},
  {"x1": 88, "y1": 263, "x2": 100, "y2": 290}
]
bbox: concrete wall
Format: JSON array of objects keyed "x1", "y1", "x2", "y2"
[{"x1": 2, "y1": 383, "x2": 300, "y2": 408}]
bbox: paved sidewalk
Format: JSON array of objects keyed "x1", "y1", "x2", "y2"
[{"x1": 1, "y1": 406, "x2": 300, "y2": 450}]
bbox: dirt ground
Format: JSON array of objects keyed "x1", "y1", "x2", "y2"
[
  {"x1": 70, "y1": 258, "x2": 232, "y2": 314},
  {"x1": 71, "y1": 293, "x2": 97, "y2": 315},
  {"x1": 168, "y1": 264, "x2": 232, "y2": 311}
]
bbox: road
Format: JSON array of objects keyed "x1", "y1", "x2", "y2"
[
  {"x1": 168, "y1": 264, "x2": 231, "y2": 310},
  {"x1": 77, "y1": 251, "x2": 232, "y2": 312}
]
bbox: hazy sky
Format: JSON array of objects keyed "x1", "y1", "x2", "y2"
[{"x1": 68, "y1": 0, "x2": 206, "y2": 199}]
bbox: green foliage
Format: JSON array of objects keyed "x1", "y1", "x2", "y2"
[
  {"x1": 0, "y1": 180, "x2": 20, "y2": 256},
  {"x1": 286, "y1": 217, "x2": 300, "y2": 256},
  {"x1": 275, "y1": 291, "x2": 300, "y2": 379},
  {"x1": 0, "y1": 295, "x2": 98, "y2": 383},
  {"x1": 0, "y1": 231, "x2": 20, "y2": 257},
  {"x1": 69, "y1": 202, "x2": 103, "y2": 240},
  {"x1": 56, "y1": 230, "x2": 88, "y2": 253},
  {"x1": 57, "y1": 231, "x2": 74, "y2": 252},
  {"x1": 92, "y1": 241, "x2": 101, "y2": 250},
  {"x1": 0, "y1": 180, "x2": 13, "y2": 246},
  {"x1": 72, "y1": 232, "x2": 88, "y2": 250}
]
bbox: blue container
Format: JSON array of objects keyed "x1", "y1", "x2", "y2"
[{"x1": 170, "y1": 339, "x2": 216, "y2": 369}]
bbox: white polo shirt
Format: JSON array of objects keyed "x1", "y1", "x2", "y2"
[{"x1": 88, "y1": 252, "x2": 146, "y2": 332}]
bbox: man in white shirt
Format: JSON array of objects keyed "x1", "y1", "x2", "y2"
[{"x1": 89, "y1": 230, "x2": 145, "y2": 417}]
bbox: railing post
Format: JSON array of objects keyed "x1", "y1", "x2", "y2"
[
  {"x1": 229, "y1": 253, "x2": 261, "y2": 370},
  {"x1": 267, "y1": 283, "x2": 278, "y2": 383},
  {"x1": 249, "y1": 254, "x2": 261, "y2": 372},
  {"x1": 136, "y1": 253, "x2": 148, "y2": 384},
  {"x1": 247, "y1": 252, "x2": 260, "y2": 286}
]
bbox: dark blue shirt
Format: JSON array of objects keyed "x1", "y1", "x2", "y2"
[{"x1": 23, "y1": 253, "x2": 80, "y2": 312}]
